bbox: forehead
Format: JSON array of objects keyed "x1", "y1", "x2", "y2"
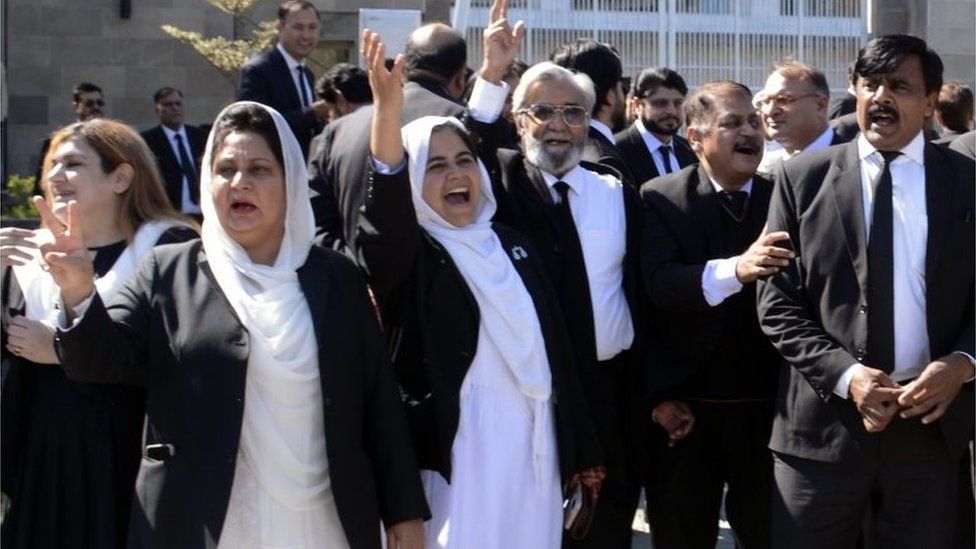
[
  {"x1": 525, "y1": 79, "x2": 585, "y2": 105},
  {"x1": 216, "y1": 131, "x2": 274, "y2": 159},
  {"x1": 763, "y1": 71, "x2": 812, "y2": 94},
  {"x1": 53, "y1": 136, "x2": 95, "y2": 158},
  {"x1": 645, "y1": 86, "x2": 685, "y2": 100},
  {"x1": 708, "y1": 93, "x2": 755, "y2": 120},
  {"x1": 860, "y1": 54, "x2": 924, "y2": 85},
  {"x1": 282, "y1": 7, "x2": 318, "y2": 25},
  {"x1": 158, "y1": 91, "x2": 182, "y2": 104},
  {"x1": 77, "y1": 91, "x2": 102, "y2": 101}
]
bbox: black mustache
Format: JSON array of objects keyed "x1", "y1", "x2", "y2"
[
  {"x1": 867, "y1": 104, "x2": 899, "y2": 119},
  {"x1": 733, "y1": 140, "x2": 762, "y2": 153}
]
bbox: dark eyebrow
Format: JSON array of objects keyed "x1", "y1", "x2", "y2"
[{"x1": 426, "y1": 155, "x2": 447, "y2": 165}]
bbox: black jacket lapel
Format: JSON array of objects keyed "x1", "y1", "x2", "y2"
[
  {"x1": 924, "y1": 143, "x2": 953, "y2": 278},
  {"x1": 828, "y1": 142, "x2": 869, "y2": 294}
]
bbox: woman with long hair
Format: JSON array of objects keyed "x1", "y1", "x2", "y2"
[{"x1": 0, "y1": 119, "x2": 197, "y2": 548}]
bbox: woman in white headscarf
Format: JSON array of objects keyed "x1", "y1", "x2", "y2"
[
  {"x1": 0, "y1": 118, "x2": 196, "y2": 549},
  {"x1": 37, "y1": 101, "x2": 428, "y2": 549},
  {"x1": 357, "y1": 32, "x2": 605, "y2": 549}
]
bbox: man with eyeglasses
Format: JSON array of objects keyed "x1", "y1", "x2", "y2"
[
  {"x1": 141, "y1": 87, "x2": 207, "y2": 218},
  {"x1": 551, "y1": 39, "x2": 637, "y2": 188},
  {"x1": 33, "y1": 82, "x2": 106, "y2": 193},
  {"x1": 639, "y1": 80, "x2": 785, "y2": 549},
  {"x1": 616, "y1": 67, "x2": 698, "y2": 188},
  {"x1": 756, "y1": 60, "x2": 849, "y2": 173},
  {"x1": 469, "y1": 60, "x2": 642, "y2": 548}
]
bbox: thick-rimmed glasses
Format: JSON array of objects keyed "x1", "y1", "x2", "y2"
[{"x1": 517, "y1": 104, "x2": 589, "y2": 127}]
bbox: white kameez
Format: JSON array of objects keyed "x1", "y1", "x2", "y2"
[{"x1": 421, "y1": 325, "x2": 562, "y2": 549}]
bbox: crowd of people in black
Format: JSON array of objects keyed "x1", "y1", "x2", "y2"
[{"x1": 1, "y1": 0, "x2": 974, "y2": 548}]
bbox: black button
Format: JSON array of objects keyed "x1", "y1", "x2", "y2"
[
  {"x1": 235, "y1": 397, "x2": 243, "y2": 403},
  {"x1": 858, "y1": 304, "x2": 867, "y2": 314},
  {"x1": 856, "y1": 348, "x2": 866, "y2": 360},
  {"x1": 323, "y1": 397, "x2": 332, "y2": 407}
]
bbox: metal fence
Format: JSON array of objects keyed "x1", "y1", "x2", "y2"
[{"x1": 454, "y1": 0, "x2": 867, "y2": 94}]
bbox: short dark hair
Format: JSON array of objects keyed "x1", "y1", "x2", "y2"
[
  {"x1": 685, "y1": 81, "x2": 753, "y2": 133},
  {"x1": 315, "y1": 63, "x2": 371, "y2": 104},
  {"x1": 633, "y1": 67, "x2": 688, "y2": 99},
  {"x1": 153, "y1": 87, "x2": 183, "y2": 104},
  {"x1": 937, "y1": 81, "x2": 975, "y2": 133},
  {"x1": 853, "y1": 34, "x2": 943, "y2": 94},
  {"x1": 72, "y1": 82, "x2": 102, "y2": 103},
  {"x1": 277, "y1": 0, "x2": 319, "y2": 21},
  {"x1": 550, "y1": 38, "x2": 623, "y2": 116},
  {"x1": 403, "y1": 25, "x2": 467, "y2": 83},
  {"x1": 772, "y1": 59, "x2": 830, "y2": 97},
  {"x1": 212, "y1": 103, "x2": 284, "y2": 170},
  {"x1": 430, "y1": 122, "x2": 481, "y2": 157}
]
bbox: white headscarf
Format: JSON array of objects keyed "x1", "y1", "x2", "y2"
[
  {"x1": 402, "y1": 117, "x2": 554, "y2": 488},
  {"x1": 199, "y1": 101, "x2": 328, "y2": 512}
]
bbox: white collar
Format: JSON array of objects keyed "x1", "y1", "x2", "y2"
[
  {"x1": 161, "y1": 124, "x2": 186, "y2": 140},
  {"x1": 276, "y1": 43, "x2": 305, "y2": 70},
  {"x1": 634, "y1": 118, "x2": 672, "y2": 149},
  {"x1": 589, "y1": 119, "x2": 616, "y2": 145},
  {"x1": 708, "y1": 176, "x2": 754, "y2": 196},
  {"x1": 856, "y1": 130, "x2": 926, "y2": 166},
  {"x1": 540, "y1": 164, "x2": 586, "y2": 196}
]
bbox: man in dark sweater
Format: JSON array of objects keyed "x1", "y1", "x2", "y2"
[{"x1": 639, "y1": 81, "x2": 790, "y2": 549}]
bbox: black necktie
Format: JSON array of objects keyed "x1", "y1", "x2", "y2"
[
  {"x1": 719, "y1": 190, "x2": 748, "y2": 220},
  {"x1": 658, "y1": 144, "x2": 674, "y2": 174},
  {"x1": 174, "y1": 133, "x2": 199, "y2": 204},
  {"x1": 297, "y1": 66, "x2": 310, "y2": 108},
  {"x1": 866, "y1": 150, "x2": 901, "y2": 372},
  {"x1": 552, "y1": 180, "x2": 597, "y2": 359}
]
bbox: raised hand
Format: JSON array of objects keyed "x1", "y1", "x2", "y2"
[
  {"x1": 481, "y1": 0, "x2": 525, "y2": 83},
  {"x1": 0, "y1": 227, "x2": 39, "y2": 268},
  {"x1": 33, "y1": 196, "x2": 95, "y2": 309},
  {"x1": 363, "y1": 29, "x2": 406, "y2": 169}
]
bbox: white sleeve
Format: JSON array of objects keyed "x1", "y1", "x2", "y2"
[
  {"x1": 832, "y1": 363, "x2": 862, "y2": 398},
  {"x1": 467, "y1": 77, "x2": 509, "y2": 123},
  {"x1": 701, "y1": 256, "x2": 744, "y2": 306}
]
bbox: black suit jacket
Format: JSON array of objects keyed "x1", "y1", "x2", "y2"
[
  {"x1": 307, "y1": 80, "x2": 465, "y2": 256},
  {"x1": 639, "y1": 165, "x2": 780, "y2": 400},
  {"x1": 55, "y1": 241, "x2": 429, "y2": 549},
  {"x1": 140, "y1": 125, "x2": 207, "y2": 211},
  {"x1": 238, "y1": 48, "x2": 323, "y2": 158},
  {"x1": 614, "y1": 124, "x2": 696, "y2": 188},
  {"x1": 757, "y1": 140, "x2": 975, "y2": 463},
  {"x1": 828, "y1": 93, "x2": 857, "y2": 120},
  {"x1": 584, "y1": 126, "x2": 636, "y2": 187},
  {"x1": 357, "y1": 168, "x2": 603, "y2": 484}
]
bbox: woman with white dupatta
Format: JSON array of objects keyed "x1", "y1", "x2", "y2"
[
  {"x1": 0, "y1": 118, "x2": 196, "y2": 548},
  {"x1": 357, "y1": 31, "x2": 605, "y2": 549},
  {"x1": 37, "y1": 102, "x2": 429, "y2": 549}
]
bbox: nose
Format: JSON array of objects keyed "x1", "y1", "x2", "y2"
[
  {"x1": 872, "y1": 84, "x2": 895, "y2": 104},
  {"x1": 47, "y1": 162, "x2": 67, "y2": 184},
  {"x1": 228, "y1": 170, "x2": 252, "y2": 190}
]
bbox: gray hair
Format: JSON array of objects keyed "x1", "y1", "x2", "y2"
[{"x1": 512, "y1": 61, "x2": 597, "y2": 114}]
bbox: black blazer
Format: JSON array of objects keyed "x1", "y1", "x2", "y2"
[
  {"x1": 237, "y1": 48, "x2": 323, "y2": 158},
  {"x1": 614, "y1": 124, "x2": 696, "y2": 188},
  {"x1": 140, "y1": 125, "x2": 207, "y2": 211},
  {"x1": 583, "y1": 126, "x2": 636, "y2": 188},
  {"x1": 639, "y1": 164, "x2": 780, "y2": 399},
  {"x1": 357, "y1": 168, "x2": 603, "y2": 484},
  {"x1": 757, "y1": 140, "x2": 976, "y2": 463},
  {"x1": 55, "y1": 241, "x2": 429, "y2": 549},
  {"x1": 828, "y1": 93, "x2": 857, "y2": 120},
  {"x1": 307, "y1": 80, "x2": 465, "y2": 255}
]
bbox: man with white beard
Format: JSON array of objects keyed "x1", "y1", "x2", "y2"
[{"x1": 469, "y1": 61, "x2": 643, "y2": 548}]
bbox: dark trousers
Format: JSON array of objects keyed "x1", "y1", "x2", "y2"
[
  {"x1": 645, "y1": 400, "x2": 774, "y2": 549},
  {"x1": 772, "y1": 416, "x2": 959, "y2": 549},
  {"x1": 563, "y1": 351, "x2": 641, "y2": 549}
]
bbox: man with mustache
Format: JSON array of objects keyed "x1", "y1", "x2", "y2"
[
  {"x1": 757, "y1": 34, "x2": 975, "y2": 548},
  {"x1": 470, "y1": 61, "x2": 642, "y2": 547},
  {"x1": 756, "y1": 60, "x2": 849, "y2": 173},
  {"x1": 615, "y1": 67, "x2": 697, "y2": 188},
  {"x1": 639, "y1": 81, "x2": 787, "y2": 549},
  {"x1": 551, "y1": 39, "x2": 638, "y2": 188}
]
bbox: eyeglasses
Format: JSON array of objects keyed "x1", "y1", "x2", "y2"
[
  {"x1": 81, "y1": 99, "x2": 105, "y2": 108},
  {"x1": 517, "y1": 104, "x2": 589, "y2": 127},
  {"x1": 755, "y1": 93, "x2": 821, "y2": 110}
]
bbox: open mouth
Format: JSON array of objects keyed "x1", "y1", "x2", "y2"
[
  {"x1": 443, "y1": 187, "x2": 471, "y2": 206},
  {"x1": 868, "y1": 110, "x2": 898, "y2": 127},
  {"x1": 733, "y1": 142, "x2": 761, "y2": 155},
  {"x1": 543, "y1": 137, "x2": 572, "y2": 148},
  {"x1": 231, "y1": 200, "x2": 257, "y2": 213}
]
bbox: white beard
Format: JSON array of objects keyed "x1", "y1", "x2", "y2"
[{"x1": 523, "y1": 133, "x2": 584, "y2": 176}]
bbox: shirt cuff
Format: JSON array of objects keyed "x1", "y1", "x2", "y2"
[
  {"x1": 701, "y1": 256, "x2": 744, "y2": 306},
  {"x1": 833, "y1": 363, "x2": 861, "y2": 399},
  {"x1": 57, "y1": 291, "x2": 96, "y2": 329},
  {"x1": 952, "y1": 351, "x2": 976, "y2": 382},
  {"x1": 370, "y1": 155, "x2": 407, "y2": 175},
  {"x1": 467, "y1": 77, "x2": 509, "y2": 123}
]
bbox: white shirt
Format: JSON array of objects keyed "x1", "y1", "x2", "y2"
[
  {"x1": 161, "y1": 124, "x2": 201, "y2": 214},
  {"x1": 635, "y1": 118, "x2": 681, "y2": 177},
  {"x1": 540, "y1": 166, "x2": 635, "y2": 361},
  {"x1": 832, "y1": 132, "x2": 933, "y2": 396},
  {"x1": 758, "y1": 125, "x2": 836, "y2": 173},
  {"x1": 277, "y1": 43, "x2": 313, "y2": 108},
  {"x1": 700, "y1": 178, "x2": 754, "y2": 307},
  {"x1": 589, "y1": 119, "x2": 616, "y2": 145}
]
